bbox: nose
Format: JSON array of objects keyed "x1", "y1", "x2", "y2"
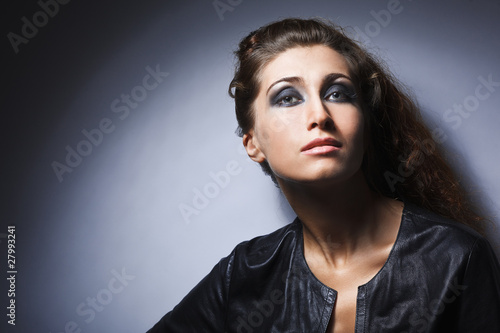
[{"x1": 306, "y1": 96, "x2": 334, "y2": 131}]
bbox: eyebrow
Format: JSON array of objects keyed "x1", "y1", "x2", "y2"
[
  {"x1": 322, "y1": 73, "x2": 353, "y2": 85},
  {"x1": 266, "y1": 73, "x2": 353, "y2": 95},
  {"x1": 266, "y1": 76, "x2": 304, "y2": 95}
]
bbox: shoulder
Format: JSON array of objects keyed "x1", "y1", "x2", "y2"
[
  {"x1": 402, "y1": 201, "x2": 485, "y2": 253},
  {"x1": 396, "y1": 201, "x2": 500, "y2": 275},
  {"x1": 227, "y1": 219, "x2": 301, "y2": 266}
]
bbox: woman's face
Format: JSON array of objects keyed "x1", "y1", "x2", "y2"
[{"x1": 243, "y1": 45, "x2": 365, "y2": 186}]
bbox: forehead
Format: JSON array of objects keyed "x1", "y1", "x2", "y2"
[{"x1": 259, "y1": 45, "x2": 350, "y2": 87}]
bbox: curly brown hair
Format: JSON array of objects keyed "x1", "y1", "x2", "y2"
[{"x1": 228, "y1": 17, "x2": 485, "y2": 233}]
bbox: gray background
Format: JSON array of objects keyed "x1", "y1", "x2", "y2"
[{"x1": 2, "y1": 0, "x2": 500, "y2": 332}]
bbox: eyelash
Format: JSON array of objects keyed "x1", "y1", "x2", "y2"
[
  {"x1": 324, "y1": 85, "x2": 357, "y2": 103},
  {"x1": 272, "y1": 84, "x2": 356, "y2": 107},
  {"x1": 272, "y1": 88, "x2": 302, "y2": 107}
]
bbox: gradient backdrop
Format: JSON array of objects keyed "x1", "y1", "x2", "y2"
[{"x1": 2, "y1": 0, "x2": 500, "y2": 332}]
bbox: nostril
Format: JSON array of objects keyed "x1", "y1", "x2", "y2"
[
  {"x1": 317, "y1": 115, "x2": 334, "y2": 131},
  {"x1": 323, "y1": 117, "x2": 334, "y2": 130},
  {"x1": 306, "y1": 102, "x2": 334, "y2": 131}
]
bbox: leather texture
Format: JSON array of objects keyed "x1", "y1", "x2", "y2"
[{"x1": 147, "y1": 201, "x2": 500, "y2": 332}]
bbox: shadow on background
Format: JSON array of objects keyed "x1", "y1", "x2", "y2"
[{"x1": 2, "y1": 0, "x2": 500, "y2": 332}]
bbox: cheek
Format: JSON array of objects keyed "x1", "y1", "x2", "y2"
[
  {"x1": 354, "y1": 120, "x2": 365, "y2": 152},
  {"x1": 252, "y1": 119, "x2": 277, "y2": 159},
  {"x1": 337, "y1": 109, "x2": 364, "y2": 138},
  {"x1": 336, "y1": 110, "x2": 366, "y2": 161},
  {"x1": 254, "y1": 113, "x2": 299, "y2": 152}
]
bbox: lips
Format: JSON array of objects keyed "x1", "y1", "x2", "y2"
[{"x1": 301, "y1": 137, "x2": 342, "y2": 155}]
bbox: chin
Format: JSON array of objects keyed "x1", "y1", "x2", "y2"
[
  {"x1": 278, "y1": 168, "x2": 360, "y2": 187},
  {"x1": 272, "y1": 159, "x2": 364, "y2": 186}
]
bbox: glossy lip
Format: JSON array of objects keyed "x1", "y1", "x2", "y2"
[{"x1": 301, "y1": 137, "x2": 342, "y2": 155}]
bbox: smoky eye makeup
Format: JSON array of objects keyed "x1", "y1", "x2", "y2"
[
  {"x1": 267, "y1": 74, "x2": 357, "y2": 107},
  {"x1": 323, "y1": 83, "x2": 357, "y2": 102},
  {"x1": 321, "y1": 75, "x2": 357, "y2": 103},
  {"x1": 270, "y1": 86, "x2": 303, "y2": 107}
]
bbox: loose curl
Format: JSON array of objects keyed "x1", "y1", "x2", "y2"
[{"x1": 228, "y1": 18, "x2": 485, "y2": 233}]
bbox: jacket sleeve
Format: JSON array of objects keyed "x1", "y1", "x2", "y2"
[
  {"x1": 457, "y1": 237, "x2": 500, "y2": 332},
  {"x1": 146, "y1": 252, "x2": 234, "y2": 333}
]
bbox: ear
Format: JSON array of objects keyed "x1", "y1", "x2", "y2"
[{"x1": 243, "y1": 130, "x2": 266, "y2": 163}]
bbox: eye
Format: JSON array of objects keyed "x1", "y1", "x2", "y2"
[
  {"x1": 324, "y1": 84, "x2": 356, "y2": 103},
  {"x1": 271, "y1": 87, "x2": 303, "y2": 107},
  {"x1": 278, "y1": 95, "x2": 300, "y2": 106},
  {"x1": 330, "y1": 91, "x2": 343, "y2": 100}
]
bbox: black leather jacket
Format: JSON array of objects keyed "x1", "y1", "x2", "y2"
[{"x1": 147, "y1": 202, "x2": 500, "y2": 332}]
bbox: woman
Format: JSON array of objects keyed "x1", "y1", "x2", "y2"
[{"x1": 147, "y1": 18, "x2": 500, "y2": 332}]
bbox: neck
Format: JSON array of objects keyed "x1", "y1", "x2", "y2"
[{"x1": 278, "y1": 170, "x2": 402, "y2": 267}]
